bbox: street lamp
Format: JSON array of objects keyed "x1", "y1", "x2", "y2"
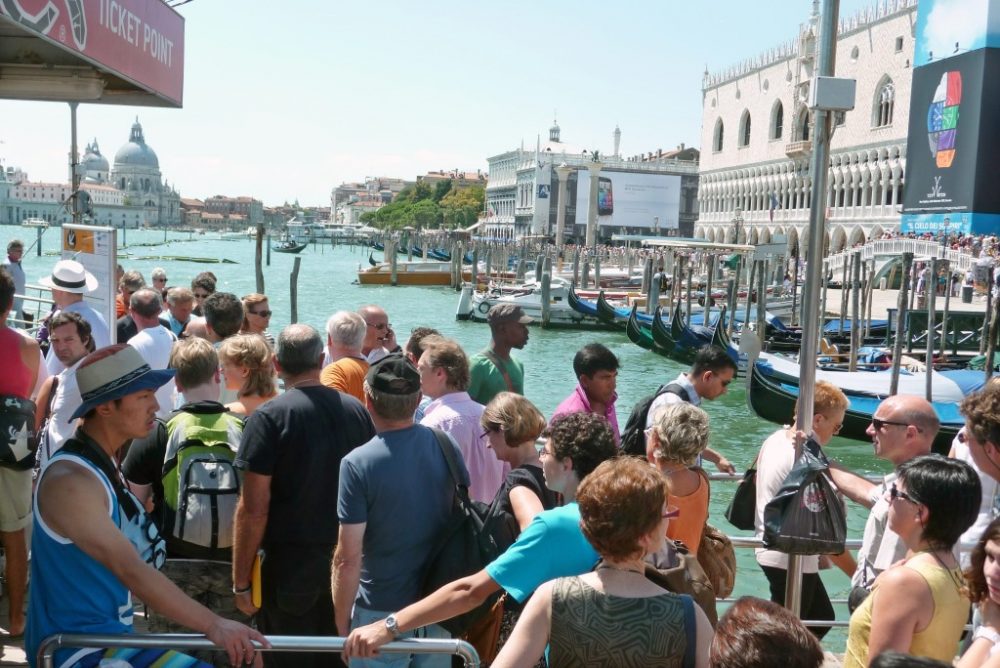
[{"x1": 731, "y1": 207, "x2": 744, "y2": 244}]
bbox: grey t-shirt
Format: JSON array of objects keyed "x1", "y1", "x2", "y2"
[{"x1": 338, "y1": 424, "x2": 469, "y2": 612}]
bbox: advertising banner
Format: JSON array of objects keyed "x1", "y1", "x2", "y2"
[
  {"x1": 0, "y1": 0, "x2": 185, "y2": 105},
  {"x1": 573, "y1": 170, "x2": 681, "y2": 231},
  {"x1": 62, "y1": 224, "x2": 118, "y2": 340},
  {"x1": 902, "y1": 0, "x2": 1000, "y2": 235}
]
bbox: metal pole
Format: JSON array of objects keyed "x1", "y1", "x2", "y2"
[
  {"x1": 820, "y1": 258, "x2": 830, "y2": 334},
  {"x1": 756, "y1": 261, "x2": 767, "y2": 339},
  {"x1": 940, "y1": 262, "x2": 952, "y2": 359},
  {"x1": 889, "y1": 252, "x2": 913, "y2": 395},
  {"x1": 925, "y1": 257, "x2": 938, "y2": 400},
  {"x1": 685, "y1": 258, "x2": 694, "y2": 324},
  {"x1": 787, "y1": 0, "x2": 840, "y2": 618},
  {"x1": 838, "y1": 253, "x2": 850, "y2": 336},
  {"x1": 982, "y1": 267, "x2": 994, "y2": 355},
  {"x1": 38, "y1": 634, "x2": 481, "y2": 668},
  {"x1": 69, "y1": 102, "x2": 81, "y2": 226}
]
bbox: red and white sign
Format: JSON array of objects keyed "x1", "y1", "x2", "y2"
[{"x1": 0, "y1": 0, "x2": 184, "y2": 105}]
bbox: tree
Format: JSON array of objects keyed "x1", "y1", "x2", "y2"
[{"x1": 432, "y1": 179, "x2": 453, "y2": 203}]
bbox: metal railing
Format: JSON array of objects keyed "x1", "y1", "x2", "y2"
[
  {"x1": 38, "y1": 634, "x2": 480, "y2": 668},
  {"x1": 826, "y1": 238, "x2": 977, "y2": 275}
]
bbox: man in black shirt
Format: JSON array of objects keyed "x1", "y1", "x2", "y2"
[{"x1": 233, "y1": 324, "x2": 375, "y2": 668}]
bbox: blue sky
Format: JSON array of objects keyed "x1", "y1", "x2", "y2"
[{"x1": 0, "y1": 0, "x2": 875, "y2": 206}]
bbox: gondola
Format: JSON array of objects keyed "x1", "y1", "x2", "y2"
[
  {"x1": 567, "y1": 285, "x2": 600, "y2": 318},
  {"x1": 626, "y1": 304, "x2": 656, "y2": 351},
  {"x1": 271, "y1": 240, "x2": 308, "y2": 254},
  {"x1": 747, "y1": 360, "x2": 958, "y2": 455},
  {"x1": 368, "y1": 252, "x2": 378, "y2": 267}
]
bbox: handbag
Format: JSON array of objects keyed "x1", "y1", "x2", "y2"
[
  {"x1": 0, "y1": 394, "x2": 39, "y2": 470},
  {"x1": 724, "y1": 451, "x2": 759, "y2": 531},
  {"x1": 762, "y1": 437, "x2": 847, "y2": 554},
  {"x1": 460, "y1": 592, "x2": 506, "y2": 664},
  {"x1": 644, "y1": 540, "x2": 718, "y2": 627},
  {"x1": 692, "y1": 468, "x2": 737, "y2": 599},
  {"x1": 421, "y1": 428, "x2": 502, "y2": 635}
]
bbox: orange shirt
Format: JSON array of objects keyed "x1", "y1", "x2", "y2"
[
  {"x1": 115, "y1": 294, "x2": 127, "y2": 318},
  {"x1": 320, "y1": 357, "x2": 369, "y2": 403},
  {"x1": 666, "y1": 472, "x2": 709, "y2": 555}
]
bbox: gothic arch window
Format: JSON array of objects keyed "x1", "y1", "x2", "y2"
[
  {"x1": 713, "y1": 118, "x2": 724, "y2": 152},
  {"x1": 874, "y1": 77, "x2": 895, "y2": 127},
  {"x1": 738, "y1": 110, "x2": 751, "y2": 147},
  {"x1": 771, "y1": 101, "x2": 784, "y2": 140},
  {"x1": 796, "y1": 107, "x2": 811, "y2": 141}
]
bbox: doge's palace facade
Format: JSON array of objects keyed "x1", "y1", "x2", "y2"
[{"x1": 696, "y1": 0, "x2": 917, "y2": 255}]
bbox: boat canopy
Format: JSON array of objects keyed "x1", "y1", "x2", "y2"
[{"x1": 640, "y1": 238, "x2": 756, "y2": 254}]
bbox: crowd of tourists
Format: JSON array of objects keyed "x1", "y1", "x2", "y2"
[{"x1": 4, "y1": 237, "x2": 1000, "y2": 668}]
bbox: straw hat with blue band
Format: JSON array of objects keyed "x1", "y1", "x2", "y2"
[
  {"x1": 39, "y1": 259, "x2": 99, "y2": 294},
  {"x1": 69, "y1": 345, "x2": 176, "y2": 421}
]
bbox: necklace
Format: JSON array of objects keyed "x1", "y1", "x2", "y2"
[
  {"x1": 596, "y1": 562, "x2": 645, "y2": 576},
  {"x1": 912, "y1": 548, "x2": 966, "y2": 592}
]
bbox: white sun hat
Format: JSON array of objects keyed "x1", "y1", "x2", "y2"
[{"x1": 39, "y1": 259, "x2": 99, "y2": 294}]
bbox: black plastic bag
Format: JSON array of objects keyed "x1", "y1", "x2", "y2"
[
  {"x1": 762, "y1": 437, "x2": 846, "y2": 555},
  {"x1": 0, "y1": 395, "x2": 38, "y2": 471}
]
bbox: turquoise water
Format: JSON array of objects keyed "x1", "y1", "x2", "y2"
[{"x1": 6, "y1": 224, "x2": 892, "y2": 646}]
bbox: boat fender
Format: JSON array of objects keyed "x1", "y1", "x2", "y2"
[{"x1": 477, "y1": 301, "x2": 491, "y2": 315}]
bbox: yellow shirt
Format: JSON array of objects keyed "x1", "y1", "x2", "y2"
[{"x1": 843, "y1": 558, "x2": 969, "y2": 667}]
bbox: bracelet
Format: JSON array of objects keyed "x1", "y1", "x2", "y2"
[
  {"x1": 975, "y1": 625, "x2": 1000, "y2": 646},
  {"x1": 233, "y1": 584, "x2": 252, "y2": 595}
]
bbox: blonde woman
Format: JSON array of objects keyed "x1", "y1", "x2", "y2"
[
  {"x1": 217, "y1": 333, "x2": 277, "y2": 418},
  {"x1": 240, "y1": 293, "x2": 275, "y2": 348},
  {"x1": 647, "y1": 402, "x2": 711, "y2": 555}
]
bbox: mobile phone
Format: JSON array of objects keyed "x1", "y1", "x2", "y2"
[{"x1": 598, "y1": 177, "x2": 614, "y2": 216}]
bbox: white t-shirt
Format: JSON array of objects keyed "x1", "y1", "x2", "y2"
[
  {"x1": 39, "y1": 361, "x2": 83, "y2": 467},
  {"x1": 953, "y1": 431, "x2": 1000, "y2": 569},
  {"x1": 754, "y1": 427, "x2": 820, "y2": 572},
  {"x1": 128, "y1": 325, "x2": 177, "y2": 418}
]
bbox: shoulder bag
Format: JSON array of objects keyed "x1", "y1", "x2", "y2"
[
  {"x1": 724, "y1": 450, "x2": 760, "y2": 531},
  {"x1": 692, "y1": 467, "x2": 737, "y2": 599}
]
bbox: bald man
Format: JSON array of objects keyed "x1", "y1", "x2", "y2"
[{"x1": 828, "y1": 395, "x2": 939, "y2": 611}]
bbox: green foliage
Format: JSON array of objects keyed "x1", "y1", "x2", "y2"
[{"x1": 364, "y1": 182, "x2": 485, "y2": 231}]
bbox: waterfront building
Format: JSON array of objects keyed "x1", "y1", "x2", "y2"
[
  {"x1": 417, "y1": 170, "x2": 487, "y2": 192},
  {"x1": 482, "y1": 120, "x2": 699, "y2": 241},
  {"x1": 696, "y1": 0, "x2": 916, "y2": 254},
  {"x1": 204, "y1": 195, "x2": 264, "y2": 225},
  {"x1": 0, "y1": 118, "x2": 182, "y2": 228}
]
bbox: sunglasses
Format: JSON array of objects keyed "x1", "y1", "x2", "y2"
[
  {"x1": 889, "y1": 482, "x2": 920, "y2": 505},
  {"x1": 367, "y1": 322, "x2": 391, "y2": 331},
  {"x1": 249, "y1": 309, "x2": 272, "y2": 317},
  {"x1": 194, "y1": 292, "x2": 211, "y2": 299},
  {"x1": 872, "y1": 417, "x2": 912, "y2": 432},
  {"x1": 154, "y1": 277, "x2": 167, "y2": 283}
]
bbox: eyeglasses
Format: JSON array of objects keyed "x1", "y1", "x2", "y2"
[
  {"x1": 872, "y1": 417, "x2": 912, "y2": 432},
  {"x1": 829, "y1": 420, "x2": 843, "y2": 434},
  {"x1": 480, "y1": 425, "x2": 502, "y2": 439},
  {"x1": 367, "y1": 322, "x2": 391, "y2": 331},
  {"x1": 663, "y1": 506, "x2": 681, "y2": 519},
  {"x1": 889, "y1": 482, "x2": 920, "y2": 505},
  {"x1": 193, "y1": 292, "x2": 211, "y2": 299},
  {"x1": 154, "y1": 277, "x2": 167, "y2": 283},
  {"x1": 249, "y1": 309, "x2": 272, "y2": 318}
]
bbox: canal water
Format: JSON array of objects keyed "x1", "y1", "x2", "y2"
[{"x1": 7, "y1": 224, "x2": 894, "y2": 647}]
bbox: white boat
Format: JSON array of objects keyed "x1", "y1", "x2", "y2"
[{"x1": 456, "y1": 277, "x2": 611, "y2": 329}]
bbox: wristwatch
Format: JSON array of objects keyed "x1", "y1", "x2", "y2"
[
  {"x1": 385, "y1": 614, "x2": 401, "y2": 638},
  {"x1": 975, "y1": 625, "x2": 1000, "y2": 647}
]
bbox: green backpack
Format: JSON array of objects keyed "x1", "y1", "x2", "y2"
[{"x1": 160, "y1": 409, "x2": 244, "y2": 558}]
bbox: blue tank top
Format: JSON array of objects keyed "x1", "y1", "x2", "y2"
[{"x1": 26, "y1": 440, "x2": 166, "y2": 667}]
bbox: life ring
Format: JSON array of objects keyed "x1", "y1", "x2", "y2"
[{"x1": 477, "y1": 301, "x2": 492, "y2": 315}]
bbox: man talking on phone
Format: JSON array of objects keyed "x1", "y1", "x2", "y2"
[{"x1": 359, "y1": 304, "x2": 397, "y2": 364}]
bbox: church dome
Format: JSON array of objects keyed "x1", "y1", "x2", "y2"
[
  {"x1": 81, "y1": 139, "x2": 110, "y2": 173},
  {"x1": 114, "y1": 118, "x2": 159, "y2": 169}
]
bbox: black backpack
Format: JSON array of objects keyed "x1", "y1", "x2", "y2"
[
  {"x1": 421, "y1": 428, "x2": 503, "y2": 635},
  {"x1": 619, "y1": 383, "x2": 691, "y2": 457}
]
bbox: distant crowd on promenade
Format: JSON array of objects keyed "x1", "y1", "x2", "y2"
[{"x1": 5, "y1": 234, "x2": 1000, "y2": 668}]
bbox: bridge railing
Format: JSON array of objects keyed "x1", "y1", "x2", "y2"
[{"x1": 826, "y1": 239, "x2": 979, "y2": 275}]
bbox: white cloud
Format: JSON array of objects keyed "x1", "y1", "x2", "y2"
[{"x1": 921, "y1": 0, "x2": 989, "y2": 58}]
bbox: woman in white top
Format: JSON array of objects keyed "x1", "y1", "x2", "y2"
[
  {"x1": 959, "y1": 517, "x2": 1000, "y2": 666},
  {"x1": 753, "y1": 379, "x2": 855, "y2": 640}
]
